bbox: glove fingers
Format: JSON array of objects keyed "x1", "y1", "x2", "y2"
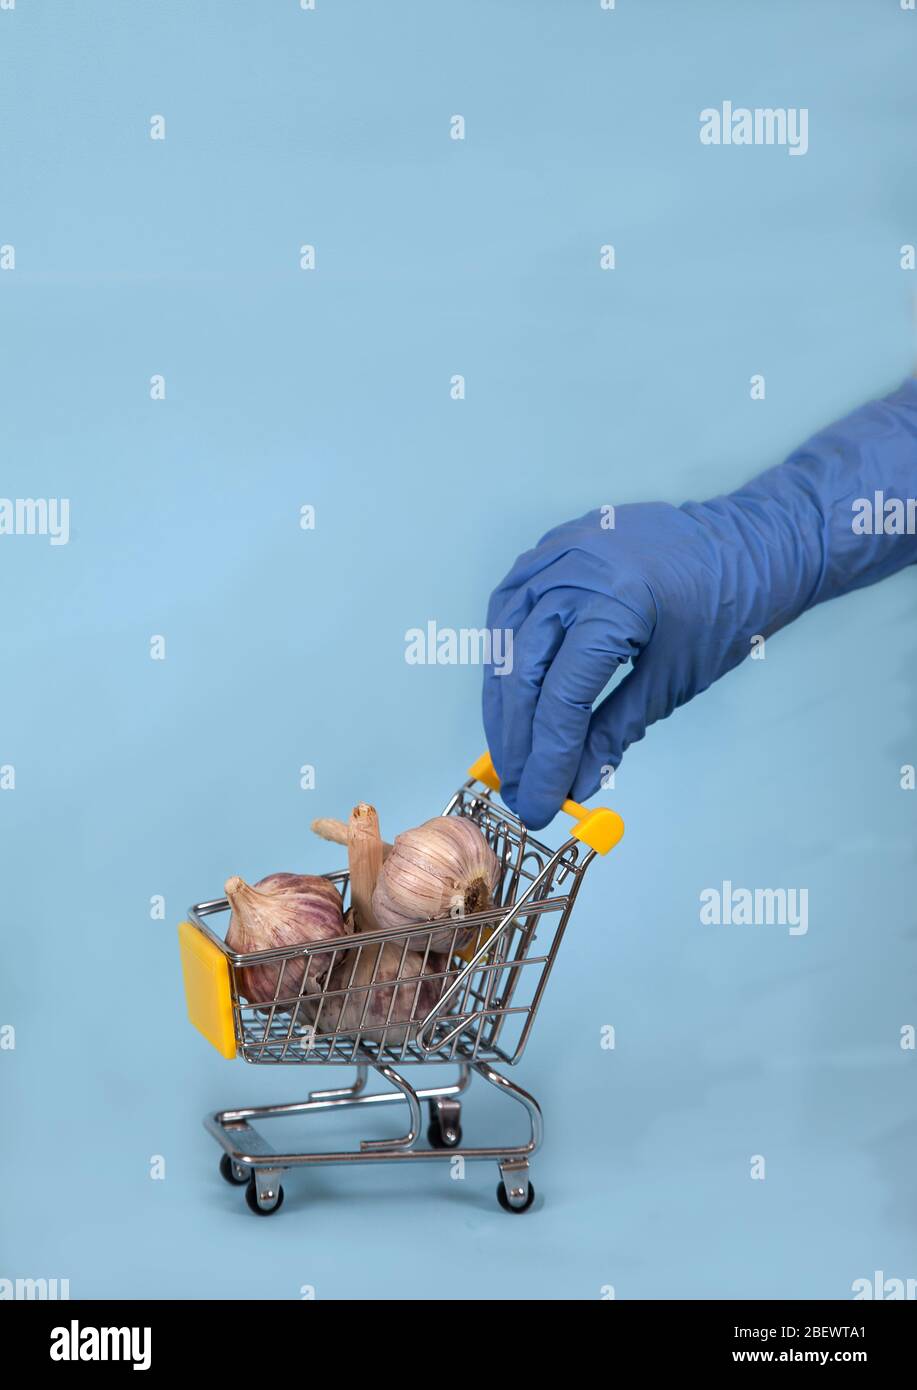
[
  {"x1": 484, "y1": 570, "x2": 597, "y2": 794},
  {"x1": 482, "y1": 567, "x2": 543, "y2": 781},
  {"x1": 493, "y1": 602, "x2": 569, "y2": 805},
  {"x1": 513, "y1": 605, "x2": 642, "y2": 829},
  {"x1": 483, "y1": 552, "x2": 655, "y2": 823},
  {"x1": 482, "y1": 662, "x2": 505, "y2": 781},
  {"x1": 568, "y1": 653, "x2": 661, "y2": 803}
]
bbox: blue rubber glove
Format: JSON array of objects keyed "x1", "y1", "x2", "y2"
[{"x1": 484, "y1": 378, "x2": 917, "y2": 829}]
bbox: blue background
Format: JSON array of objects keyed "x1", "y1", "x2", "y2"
[{"x1": 2, "y1": 0, "x2": 916, "y2": 1300}]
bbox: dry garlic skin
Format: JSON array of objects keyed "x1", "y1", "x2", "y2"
[
  {"x1": 312, "y1": 944, "x2": 450, "y2": 1043},
  {"x1": 224, "y1": 872, "x2": 348, "y2": 1007},
  {"x1": 372, "y1": 817, "x2": 498, "y2": 935}
]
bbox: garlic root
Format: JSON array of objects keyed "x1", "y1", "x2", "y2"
[{"x1": 312, "y1": 816, "x2": 394, "y2": 859}]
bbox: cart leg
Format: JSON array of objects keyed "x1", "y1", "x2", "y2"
[
  {"x1": 308, "y1": 1065, "x2": 368, "y2": 1102},
  {"x1": 474, "y1": 1063, "x2": 541, "y2": 1212},
  {"x1": 420, "y1": 1062, "x2": 471, "y2": 1100},
  {"x1": 359, "y1": 1066, "x2": 421, "y2": 1152},
  {"x1": 473, "y1": 1062, "x2": 543, "y2": 1152}
]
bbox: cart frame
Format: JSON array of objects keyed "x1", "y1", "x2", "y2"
[{"x1": 179, "y1": 754, "x2": 623, "y2": 1213}]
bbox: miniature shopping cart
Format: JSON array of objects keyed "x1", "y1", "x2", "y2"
[{"x1": 178, "y1": 754, "x2": 623, "y2": 1215}]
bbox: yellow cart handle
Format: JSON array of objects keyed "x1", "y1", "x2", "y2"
[{"x1": 468, "y1": 752, "x2": 624, "y2": 855}]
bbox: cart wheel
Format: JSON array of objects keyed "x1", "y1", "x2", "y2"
[
  {"x1": 245, "y1": 1174, "x2": 284, "y2": 1216},
  {"x1": 427, "y1": 1100, "x2": 462, "y2": 1149},
  {"x1": 219, "y1": 1154, "x2": 249, "y2": 1187},
  {"x1": 427, "y1": 1121, "x2": 463, "y2": 1149},
  {"x1": 497, "y1": 1179, "x2": 535, "y2": 1213}
]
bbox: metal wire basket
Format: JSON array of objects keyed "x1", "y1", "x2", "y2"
[{"x1": 178, "y1": 754, "x2": 623, "y2": 1214}]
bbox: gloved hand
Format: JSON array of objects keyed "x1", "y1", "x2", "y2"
[{"x1": 484, "y1": 378, "x2": 917, "y2": 829}]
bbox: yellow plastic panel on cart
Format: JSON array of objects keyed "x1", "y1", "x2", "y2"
[
  {"x1": 178, "y1": 920, "x2": 236, "y2": 1059},
  {"x1": 467, "y1": 753, "x2": 624, "y2": 855}
]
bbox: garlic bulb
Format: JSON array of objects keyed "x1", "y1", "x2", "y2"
[
  {"x1": 225, "y1": 873, "x2": 348, "y2": 1008},
  {"x1": 309, "y1": 942, "x2": 449, "y2": 1045},
  {"x1": 371, "y1": 817, "x2": 499, "y2": 951}
]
